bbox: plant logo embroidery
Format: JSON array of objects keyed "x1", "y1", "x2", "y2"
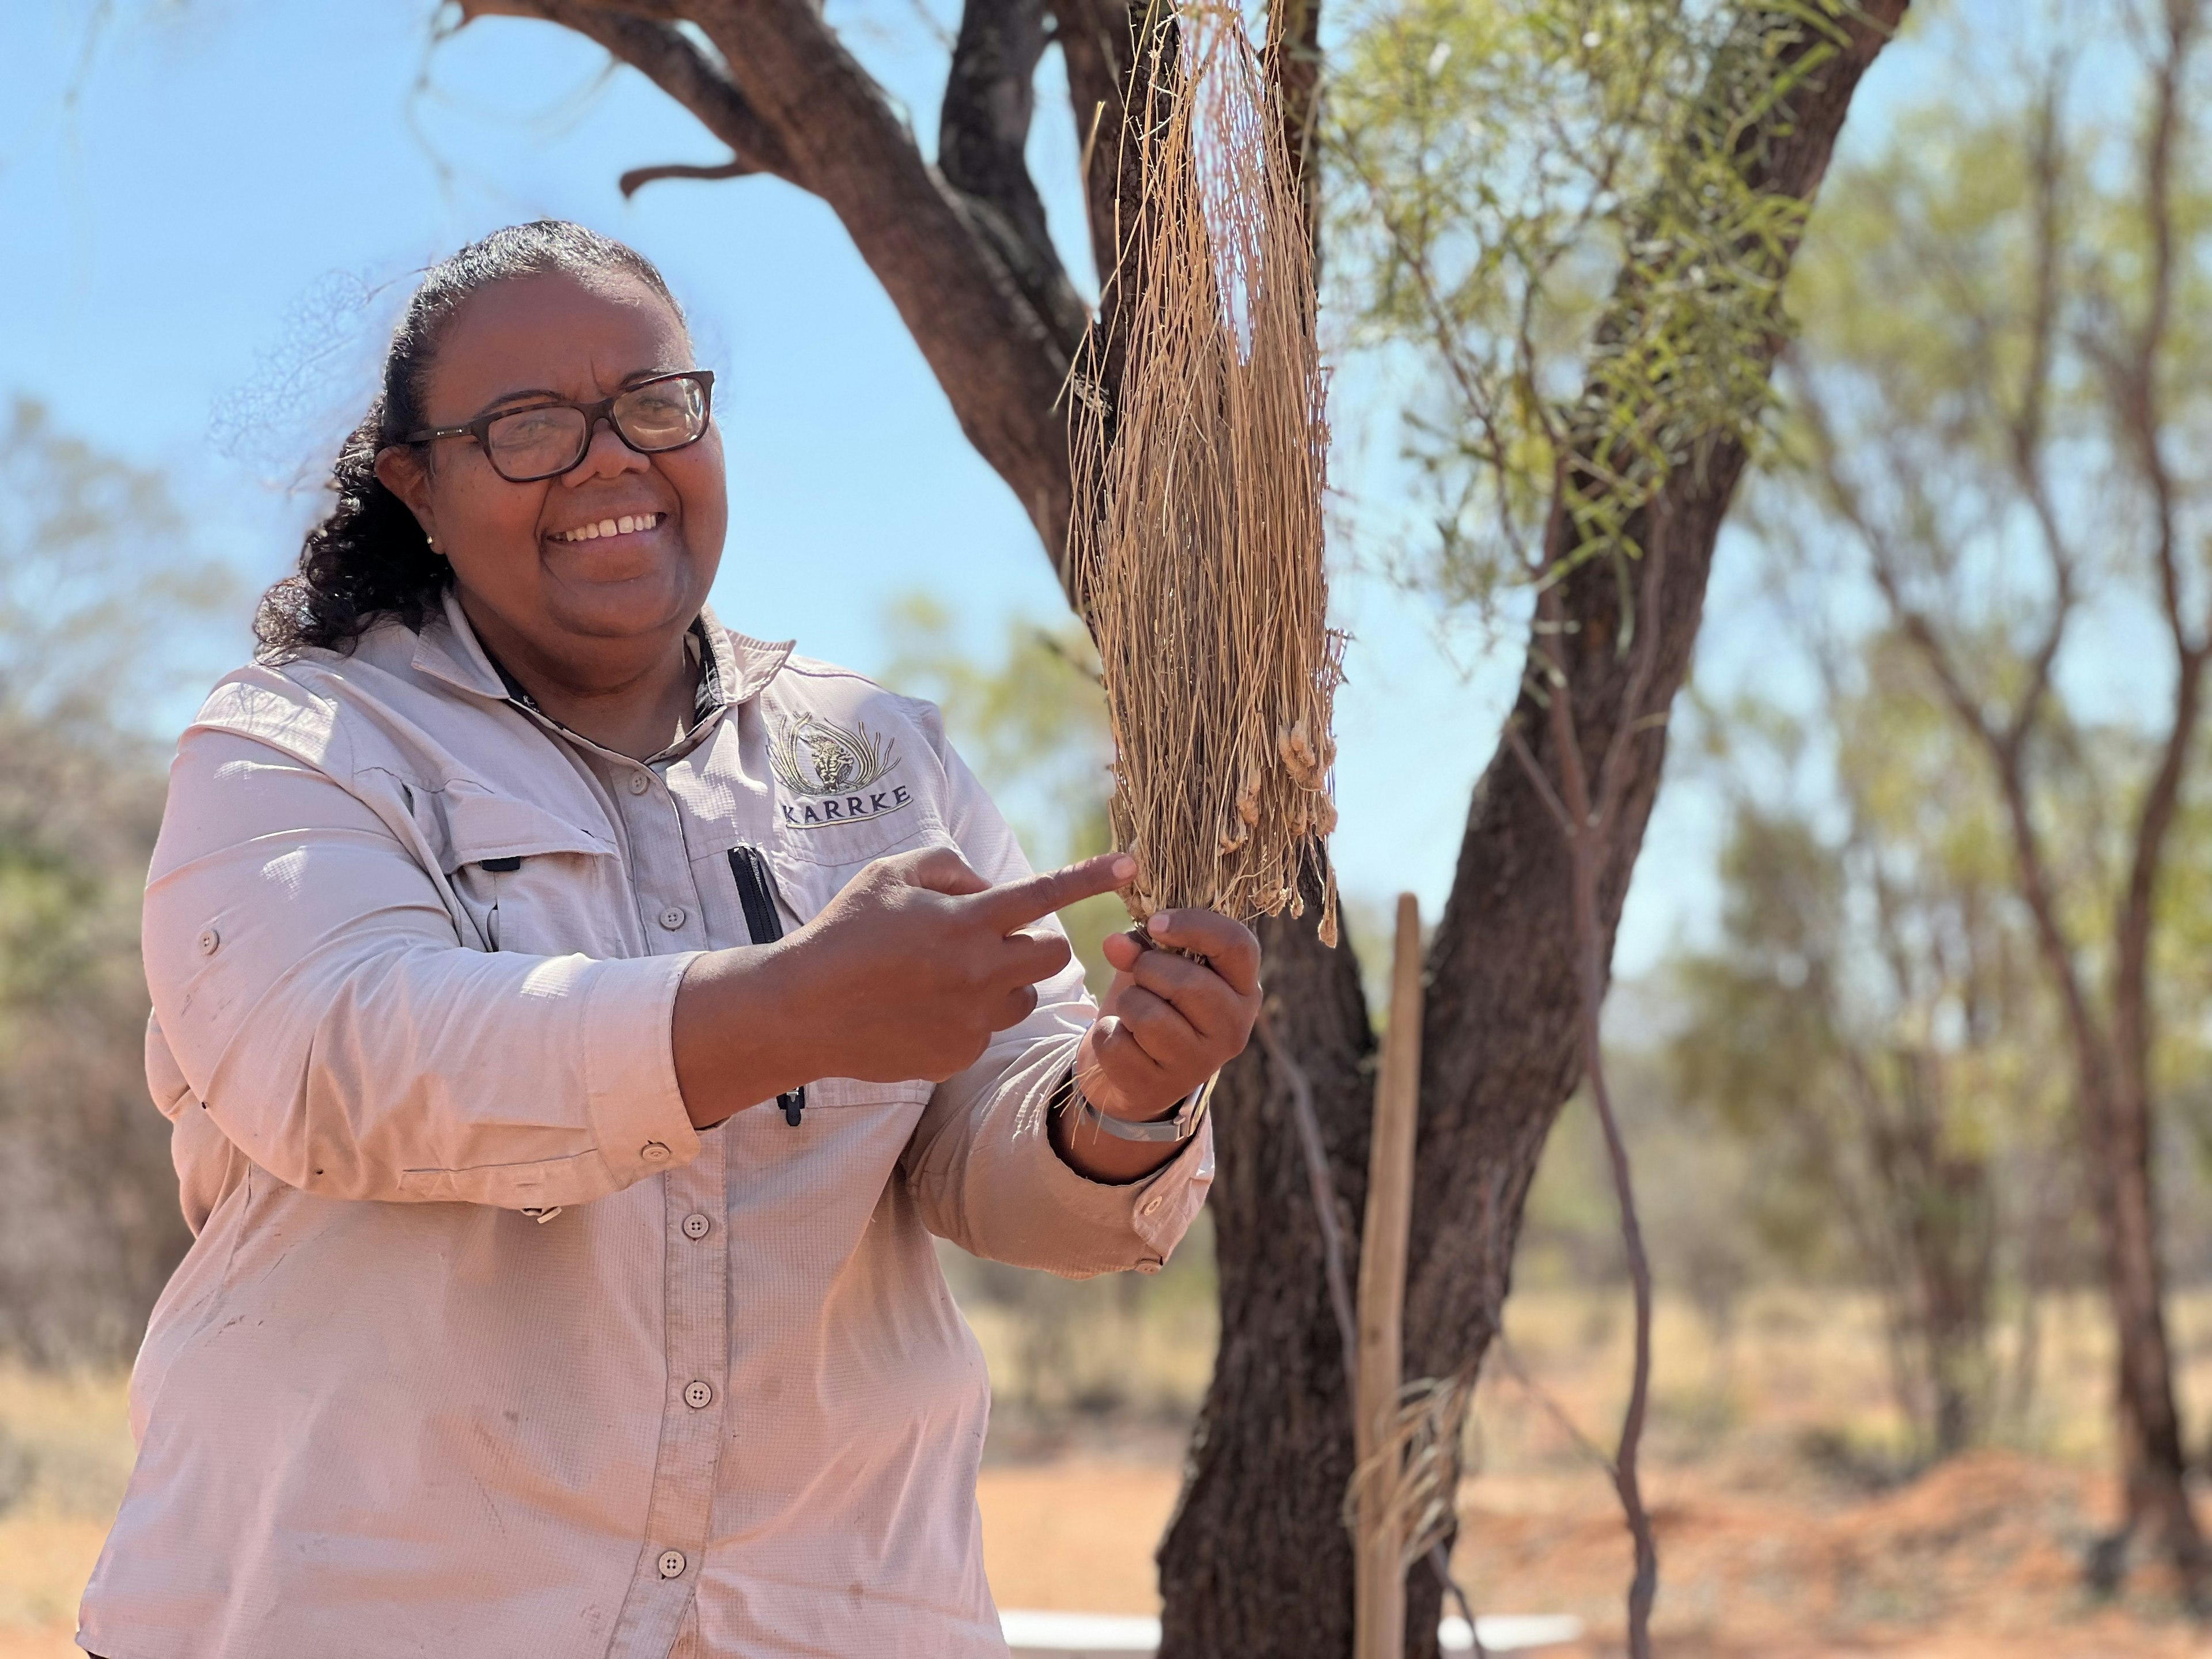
[{"x1": 768, "y1": 714, "x2": 911, "y2": 827}]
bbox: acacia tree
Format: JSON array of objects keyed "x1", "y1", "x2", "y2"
[
  {"x1": 1671, "y1": 631, "x2": 2065, "y2": 1460},
  {"x1": 446, "y1": 0, "x2": 1903, "y2": 1647},
  {"x1": 1775, "y1": 0, "x2": 2212, "y2": 1595}
]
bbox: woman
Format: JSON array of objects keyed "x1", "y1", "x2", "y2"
[{"x1": 79, "y1": 221, "x2": 1255, "y2": 1659}]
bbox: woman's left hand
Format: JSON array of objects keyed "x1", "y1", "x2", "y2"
[{"x1": 1075, "y1": 908, "x2": 1262, "y2": 1122}]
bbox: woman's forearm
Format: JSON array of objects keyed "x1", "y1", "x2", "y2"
[
  {"x1": 672, "y1": 849, "x2": 1141, "y2": 1130},
  {"x1": 671, "y1": 944, "x2": 820, "y2": 1129}
]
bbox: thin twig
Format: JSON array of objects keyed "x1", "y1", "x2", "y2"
[
  {"x1": 1485, "y1": 1336, "x2": 1624, "y2": 1478},
  {"x1": 1501, "y1": 543, "x2": 1667, "y2": 1658},
  {"x1": 1432, "y1": 1542, "x2": 1488, "y2": 1659},
  {"x1": 1259, "y1": 1004, "x2": 1357, "y2": 1391}
]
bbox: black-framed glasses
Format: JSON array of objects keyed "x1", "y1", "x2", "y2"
[{"x1": 399, "y1": 370, "x2": 715, "y2": 483}]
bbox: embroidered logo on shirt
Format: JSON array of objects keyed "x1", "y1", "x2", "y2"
[{"x1": 769, "y1": 714, "x2": 912, "y2": 827}]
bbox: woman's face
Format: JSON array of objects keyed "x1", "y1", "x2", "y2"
[{"x1": 376, "y1": 270, "x2": 726, "y2": 672}]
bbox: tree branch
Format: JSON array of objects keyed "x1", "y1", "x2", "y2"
[
  {"x1": 684, "y1": 0, "x2": 1089, "y2": 552},
  {"x1": 2002, "y1": 73, "x2": 2081, "y2": 752},
  {"x1": 1259, "y1": 1002, "x2": 1358, "y2": 1395},
  {"x1": 472, "y1": 0, "x2": 1091, "y2": 563},
  {"x1": 1502, "y1": 559, "x2": 1664, "y2": 1658},
  {"x1": 1266, "y1": 0, "x2": 1323, "y2": 252},
  {"x1": 1800, "y1": 363, "x2": 2108, "y2": 1104},
  {"x1": 2120, "y1": 0, "x2": 2194, "y2": 658},
  {"x1": 461, "y1": 0, "x2": 799, "y2": 181},
  {"x1": 619, "y1": 156, "x2": 757, "y2": 196},
  {"x1": 940, "y1": 0, "x2": 1092, "y2": 364},
  {"x1": 941, "y1": 0, "x2": 1053, "y2": 257},
  {"x1": 1403, "y1": 9, "x2": 1913, "y2": 1593},
  {"x1": 2109, "y1": 0, "x2": 2207, "y2": 1143},
  {"x1": 1046, "y1": 0, "x2": 1152, "y2": 298}
]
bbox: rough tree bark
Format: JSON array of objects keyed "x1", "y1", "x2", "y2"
[{"x1": 450, "y1": 0, "x2": 1904, "y2": 1650}]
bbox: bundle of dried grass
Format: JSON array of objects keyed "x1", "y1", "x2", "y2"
[{"x1": 1067, "y1": 0, "x2": 1340, "y2": 945}]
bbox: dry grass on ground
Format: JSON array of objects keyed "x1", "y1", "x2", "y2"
[
  {"x1": 0, "y1": 1366, "x2": 133, "y2": 1659},
  {"x1": 1437, "y1": 1286, "x2": 2212, "y2": 1655},
  {"x1": 964, "y1": 1283, "x2": 2212, "y2": 1656},
  {"x1": 12, "y1": 1287, "x2": 2212, "y2": 1656}
]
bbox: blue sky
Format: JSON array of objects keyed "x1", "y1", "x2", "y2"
[{"x1": 1, "y1": 0, "x2": 1982, "y2": 974}]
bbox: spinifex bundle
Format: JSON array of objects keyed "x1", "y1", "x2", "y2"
[{"x1": 1068, "y1": 1, "x2": 1340, "y2": 944}]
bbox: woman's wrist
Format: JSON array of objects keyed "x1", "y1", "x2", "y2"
[
  {"x1": 671, "y1": 941, "x2": 821, "y2": 1128},
  {"x1": 1046, "y1": 1070, "x2": 1190, "y2": 1184}
]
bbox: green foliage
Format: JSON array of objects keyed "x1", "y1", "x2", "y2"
[
  {"x1": 1664, "y1": 628, "x2": 2093, "y2": 1454},
  {"x1": 1761, "y1": 5, "x2": 2212, "y2": 1215},
  {"x1": 0, "y1": 402, "x2": 233, "y2": 1366},
  {"x1": 1329, "y1": 0, "x2": 1857, "y2": 618}
]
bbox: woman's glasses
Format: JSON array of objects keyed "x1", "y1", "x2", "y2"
[{"x1": 398, "y1": 370, "x2": 715, "y2": 484}]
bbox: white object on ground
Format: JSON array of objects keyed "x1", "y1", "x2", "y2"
[
  {"x1": 1000, "y1": 1611, "x2": 1160, "y2": 1653},
  {"x1": 1442, "y1": 1613, "x2": 1587, "y2": 1652},
  {"x1": 999, "y1": 1609, "x2": 1585, "y2": 1655}
]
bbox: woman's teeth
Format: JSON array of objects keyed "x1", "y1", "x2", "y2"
[{"x1": 551, "y1": 512, "x2": 663, "y2": 544}]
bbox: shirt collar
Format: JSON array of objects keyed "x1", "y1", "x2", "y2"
[{"x1": 411, "y1": 586, "x2": 794, "y2": 718}]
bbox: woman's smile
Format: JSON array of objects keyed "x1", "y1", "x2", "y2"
[{"x1": 546, "y1": 510, "x2": 667, "y2": 544}]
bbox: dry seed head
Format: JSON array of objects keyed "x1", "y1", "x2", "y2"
[
  {"x1": 1067, "y1": 0, "x2": 1339, "y2": 934},
  {"x1": 1236, "y1": 763, "x2": 1264, "y2": 827}
]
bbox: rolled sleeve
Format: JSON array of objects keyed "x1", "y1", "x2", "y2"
[
  {"x1": 577, "y1": 949, "x2": 701, "y2": 1192},
  {"x1": 147, "y1": 725, "x2": 699, "y2": 1210},
  {"x1": 901, "y1": 1025, "x2": 1214, "y2": 1277}
]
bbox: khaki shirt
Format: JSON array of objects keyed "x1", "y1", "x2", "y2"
[{"x1": 79, "y1": 592, "x2": 1211, "y2": 1659}]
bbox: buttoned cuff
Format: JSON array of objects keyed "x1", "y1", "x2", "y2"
[{"x1": 581, "y1": 950, "x2": 703, "y2": 1191}]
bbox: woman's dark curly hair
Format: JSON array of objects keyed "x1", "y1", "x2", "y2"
[{"x1": 255, "y1": 221, "x2": 685, "y2": 657}]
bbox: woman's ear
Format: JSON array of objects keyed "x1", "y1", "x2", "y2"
[{"x1": 373, "y1": 445, "x2": 437, "y2": 547}]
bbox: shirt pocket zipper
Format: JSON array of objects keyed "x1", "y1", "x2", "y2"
[
  {"x1": 728, "y1": 844, "x2": 806, "y2": 1128},
  {"x1": 478, "y1": 854, "x2": 522, "y2": 950}
]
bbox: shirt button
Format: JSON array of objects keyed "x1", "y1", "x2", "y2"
[
  {"x1": 196, "y1": 926, "x2": 221, "y2": 956},
  {"x1": 684, "y1": 1380, "x2": 714, "y2": 1410},
  {"x1": 641, "y1": 1142, "x2": 671, "y2": 1163},
  {"x1": 1143, "y1": 1196, "x2": 1164, "y2": 1215},
  {"x1": 657, "y1": 1549, "x2": 686, "y2": 1579},
  {"x1": 681, "y1": 1212, "x2": 711, "y2": 1240},
  {"x1": 627, "y1": 771, "x2": 651, "y2": 795},
  {"x1": 658, "y1": 906, "x2": 688, "y2": 930}
]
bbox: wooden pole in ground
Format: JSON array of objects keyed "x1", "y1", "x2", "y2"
[{"x1": 1354, "y1": 892, "x2": 1425, "y2": 1659}]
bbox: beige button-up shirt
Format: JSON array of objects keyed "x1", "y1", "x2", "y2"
[{"x1": 79, "y1": 592, "x2": 1211, "y2": 1659}]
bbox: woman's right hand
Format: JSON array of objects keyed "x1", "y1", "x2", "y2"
[{"x1": 673, "y1": 849, "x2": 1135, "y2": 1127}]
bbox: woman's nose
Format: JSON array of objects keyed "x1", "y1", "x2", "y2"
[{"x1": 562, "y1": 416, "x2": 651, "y2": 484}]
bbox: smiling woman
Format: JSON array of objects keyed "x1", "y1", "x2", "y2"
[{"x1": 78, "y1": 221, "x2": 1261, "y2": 1659}]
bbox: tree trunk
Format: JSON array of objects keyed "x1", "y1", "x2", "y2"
[
  {"x1": 2094, "y1": 1056, "x2": 2205, "y2": 1594},
  {"x1": 1905, "y1": 1141, "x2": 1995, "y2": 1460},
  {"x1": 2100, "y1": 633, "x2": 2209, "y2": 1591},
  {"x1": 1158, "y1": 887, "x2": 1374, "y2": 1654},
  {"x1": 1159, "y1": 7, "x2": 1909, "y2": 1652}
]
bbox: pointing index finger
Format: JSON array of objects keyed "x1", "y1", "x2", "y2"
[{"x1": 970, "y1": 852, "x2": 1137, "y2": 933}]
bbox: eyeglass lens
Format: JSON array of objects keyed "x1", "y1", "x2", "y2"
[{"x1": 483, "y1": 377, "x2": 709, "y2": 482}]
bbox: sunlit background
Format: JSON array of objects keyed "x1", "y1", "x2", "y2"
[{"x1": 9, "y1": 1, "x2": 2212, "y2": 1654}]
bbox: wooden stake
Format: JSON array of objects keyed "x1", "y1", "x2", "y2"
[{"x1": 1354, "y1": 892, "x2": 1423, "y2": 1659}]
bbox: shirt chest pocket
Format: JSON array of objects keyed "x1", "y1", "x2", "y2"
[
  {"x1": 732, "y1": 838, "x2": 945, "y2": 1118},
  {"x1": 425, "y1": 787, "x2": 626, "y2": 958}
]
